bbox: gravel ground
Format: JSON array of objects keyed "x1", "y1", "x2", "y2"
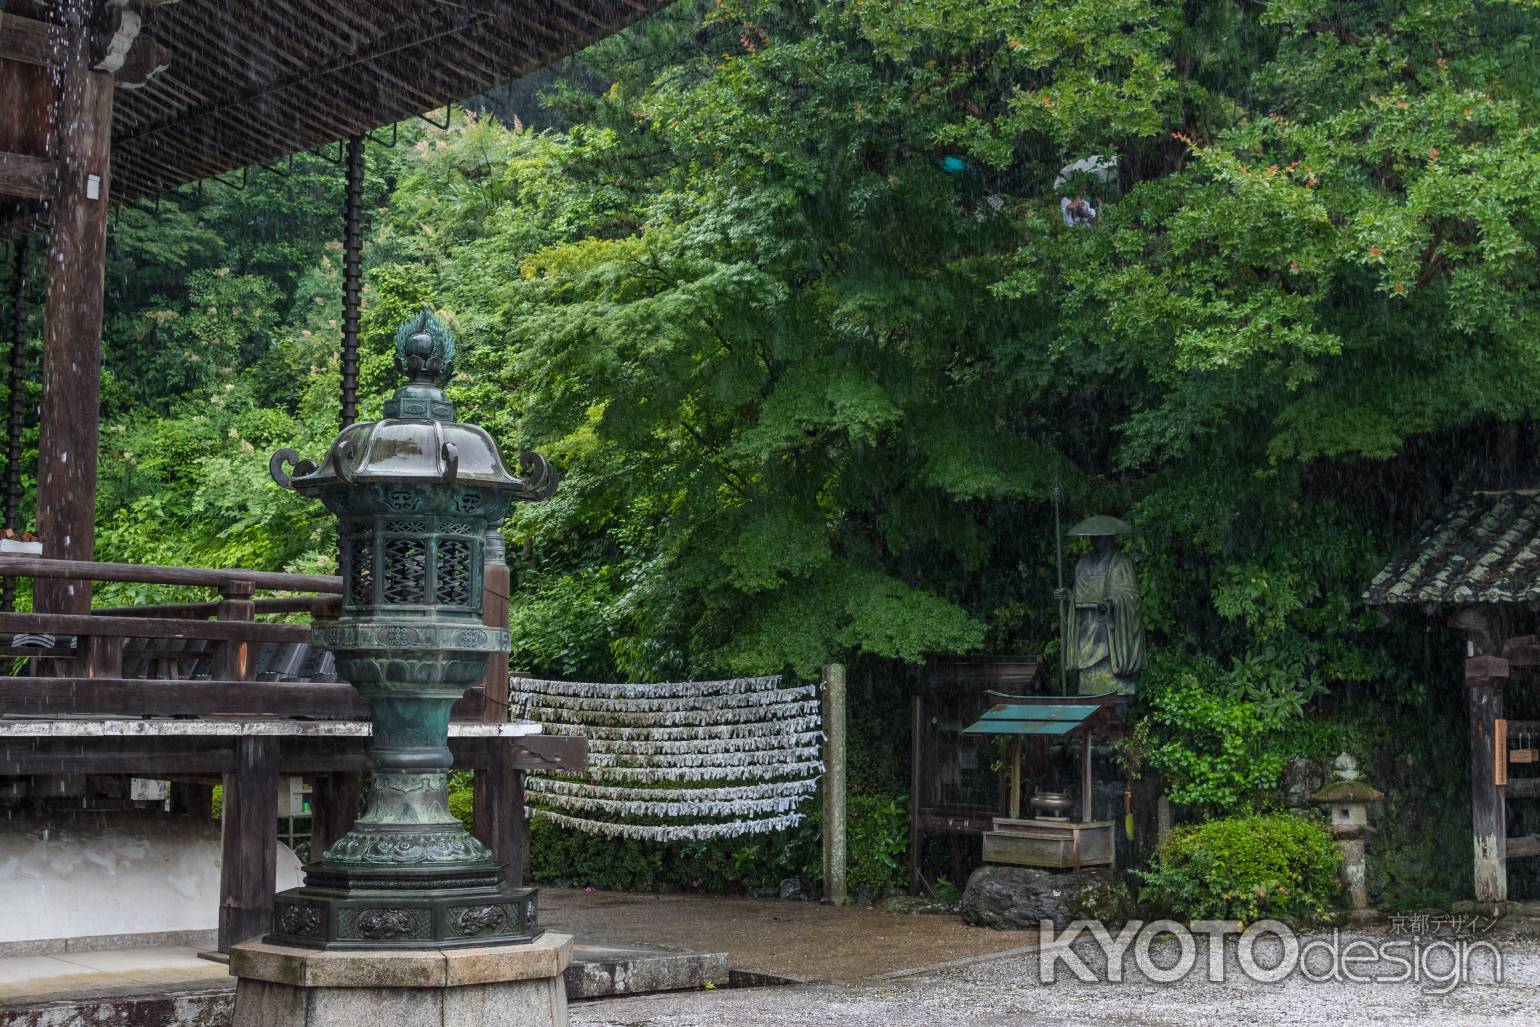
[{"x1": 572, "y1": 926, "x2": 1540, "y2": 1027}]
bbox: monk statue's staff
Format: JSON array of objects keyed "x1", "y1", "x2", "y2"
[{"x1": 1051, "y1": 484, "x2": 1068, "y2": 696}]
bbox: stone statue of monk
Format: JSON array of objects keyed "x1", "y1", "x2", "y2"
[{"x1": 1057, "y1": 515, "x2": 1146, "y2": 696}]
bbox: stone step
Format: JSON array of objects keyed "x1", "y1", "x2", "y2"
[{"x1": 566, "y1": 941, "x2": 728, "y2": 999}]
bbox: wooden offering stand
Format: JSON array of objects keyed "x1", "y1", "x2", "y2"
[{"x1": 963, "y1": 692, "x2": 1123, "y2": 872}]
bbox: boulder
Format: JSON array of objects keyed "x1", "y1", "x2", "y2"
[
  {"x1": 960, "y1": 865, "x2": 1133, "y2": 930},
  {"x1": 1283, "y1": 757, "x2": 1327, "y2": 809}
]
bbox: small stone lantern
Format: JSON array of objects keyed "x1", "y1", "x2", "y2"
[
  {"x1": 1311, "y1": 752, "x2": 1384, "y2": 921},
  {"x1": 265, "y1": 309, "x2": 556, "y2": 949}
]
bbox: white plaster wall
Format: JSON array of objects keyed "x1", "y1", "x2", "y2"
[{"x1": 0, "y1": 811, "x2": 303, "y2": 944}]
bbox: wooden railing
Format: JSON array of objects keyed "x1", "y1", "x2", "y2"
[{"x1": 0, "y1": 556, "x2": 375, "y2": 718}]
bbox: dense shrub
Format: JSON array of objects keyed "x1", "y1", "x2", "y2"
[
  {"x1": 449, "y1": 770, "x2": 475, "y2": 830},
  {"x1": 1132, "y1": 676, "x2": 1287, "y2": 819},
  {"x1": 843, "y1": 793, "x2": 909, "y2": 897},
  {"x1": 1137, "y1": 814, "x2": 1340, "y2": 923}
]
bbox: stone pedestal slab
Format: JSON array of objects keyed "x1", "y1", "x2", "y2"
[{"x1": 229, "y1": 933, "x2": 571, "y2": 1027}]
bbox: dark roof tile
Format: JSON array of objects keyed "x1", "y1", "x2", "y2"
[{"x1": 1365, "y1": 491, "x2": 1540, "y2": 606}]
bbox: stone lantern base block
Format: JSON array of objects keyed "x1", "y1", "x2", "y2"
[{"x1": 230, "y1": 933, "x2": 572, "y2": 1027}]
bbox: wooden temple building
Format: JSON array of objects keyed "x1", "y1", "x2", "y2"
[
  {"x1": 0, "y1": 0, "x2": 665, "y2": 953},
  {"x1": 1366, "y1": 489, "x2": 1540, "y2": 904}
]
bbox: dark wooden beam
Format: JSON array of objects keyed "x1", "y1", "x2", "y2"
[
  {"x1": 0, "y1": 676, "x2": 369, "y2": 717},
  {"x1": 0, "y1": 610, "x2": 312, "y2": 642},
  {"x1": 1, "y1": 731, "x2": 583, "y2": 776},
  {"x1": 211, "y1": 579, "x2": 257, "y2": 681},
  {"x1": 1502, "y1": 634, "x2": 1540, "y2": 666},
  {"x1": 0, "y1": 555, "x2": 341, "y2": 592},
  {"x1": 1508, "y1": 778, "x2": 1540, "y2": 800},
  {"x1": 0, "y1": 151, "x2": 54, "y2": 200},
  {"x1": 219, "y1": 735, "x2": 280, "y2": 951},
  {"x1": 0, "y1": 60, "x2": 53, "y2": 157},
  {"x1": 0, "y1": 11, "x2": 51, "y2": 66},
  {"x1": 1508, "y1": 834, "x2": 1540, "y2": 860},
  {"x1": 35, "y1": 11, "x2": 113, "y2": 614}
]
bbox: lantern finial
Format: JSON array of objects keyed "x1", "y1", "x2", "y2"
[
  {"x1": 384, "y1": 308, "x2": 457, "y2": 420},
  {"x1": 393, "y1": 307, "x2": 455, "y2": 384}
]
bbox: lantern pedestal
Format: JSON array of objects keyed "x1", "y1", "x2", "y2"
[{"x1": 229, "y1": 933, "x2": 572, "y2": 1027}]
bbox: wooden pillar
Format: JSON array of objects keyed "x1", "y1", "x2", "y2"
[
  {"x1": 308, "y1": 771, "x2": 361, "y2": 860},
  {"x1": 308, "y1": 594, "x2": 363, "y2": 860},
  {"x1": 1468, "y1": 653, "x2": 1508, "y2": 903},
  {"x1": 509, "y1": 767, "x2": 527, "y2": 886},
  {"x1": 1080, "y1": 732, "x2": 1093, "y2": 823},
  {"x1": 219, "y1": 736, "x2": 279, "y2": 952},
  {"x1": 339, "y1": 134, "x2": 364, "y2": 428},
  {"x1": 478, "y1": 531, "x2": 511, "y2": 720},
  {"x1": 473, "y1": 530, "x2": 525, "y2": 882},
  {"x1": 3, "y1": 237, "x2": 27, "y2": 531},
  {"x1": 908, "y1": 690, "x2": 923, "y2": 894},
  {"x1": 170, "y1": 780, "x2": 215, "y2": 819},
  {"x1": 1008, "y1": 737, "x2": 1022, "y2": 819},
  {"x1": 35, "y1": 15, "x2": 113, "y2": 614},
  {"x1": 821, "y1": 662, "x2": 847, "y2": 904},
  {"x1": 474, "y1": 743, "x2": 524, "y2": 884}
]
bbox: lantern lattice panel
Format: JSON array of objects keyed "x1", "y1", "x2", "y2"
[
  {"x1": 435, "y1": 538, "x2": 473, "y2": 606},
  {"x1": 382, "y1": 537, "x2": 428, "y2": 604}
]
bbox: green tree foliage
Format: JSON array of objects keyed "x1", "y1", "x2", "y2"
[
  {"x1": 354, "y1": 3, "x2": 1539, "y2": 719},
  {"x1": 38, "y1": 0, "x2": 1540, "y2": 894}
]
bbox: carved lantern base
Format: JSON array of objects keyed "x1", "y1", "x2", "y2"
[{"x1": 269, "y1": 871, "x2": 539, "y2": 950}]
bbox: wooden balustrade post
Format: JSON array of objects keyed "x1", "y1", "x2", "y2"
[
  {"x1": 74, "y1": 632, "x2": 121, "y2": 678},
  {"x1": 213, "y1": 579, "x2": 256, "y2": 681}
]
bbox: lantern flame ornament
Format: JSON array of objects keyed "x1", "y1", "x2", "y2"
[{"x1": 265, "y1": 309, "x2": 555, "y2": 949}]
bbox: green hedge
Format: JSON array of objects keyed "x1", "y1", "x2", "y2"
[{"x1": 1137, "y1": 813, "x2": 1340, "y2": 923}]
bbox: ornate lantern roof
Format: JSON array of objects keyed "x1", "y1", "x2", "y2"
[{"x1": 271, "y1": 309, "x2": 555, "y2": 498}]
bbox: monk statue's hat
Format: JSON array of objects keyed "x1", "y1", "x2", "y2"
[{"x1": 1067, "y1": 514, "x2": 1133, "y2": 537}]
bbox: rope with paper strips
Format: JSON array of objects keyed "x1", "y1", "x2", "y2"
[{"x1": 514, "y1": 675, "x2": 823, "y2": 841}]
